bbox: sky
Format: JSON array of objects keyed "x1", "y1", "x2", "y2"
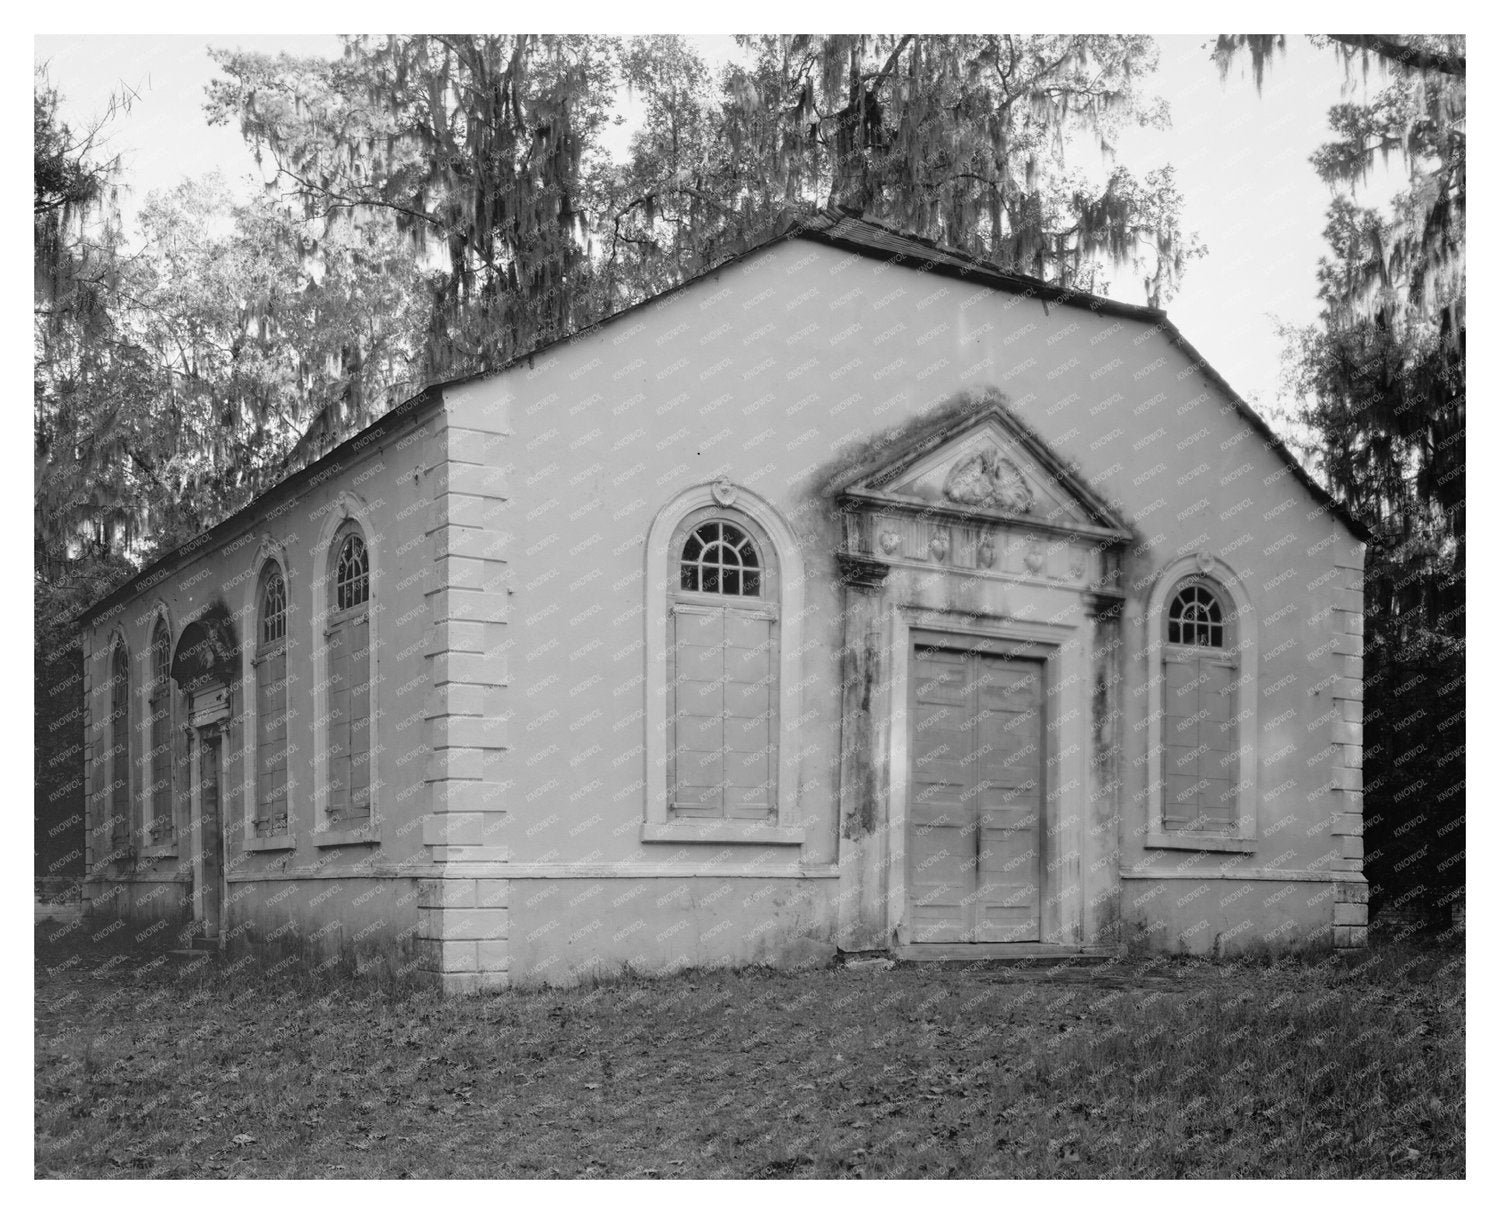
[{"x1": 32, "y1": 32, "x2": 1407, "y2": 417}]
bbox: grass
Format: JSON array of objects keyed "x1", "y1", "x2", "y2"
[{"x1": 34, "y1": 918, "x2": 1464, "y2": 1178}]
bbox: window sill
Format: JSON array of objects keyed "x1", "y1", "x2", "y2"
[
  {"x1": 642, "y1": 821, "x2": 806, "y2": 846},
  {"x1": 1146, "y1": 831, "x2": 1256, "y2": 854},
  {"x1": 244, "y1": 834, "x2": 295, "y2": 853},
  {"x1": 313, "y1": 826, "x2": 380, "y2": 849},
  {"x1": 139, "y1": 841, "x2": 178, "y2": 861}
]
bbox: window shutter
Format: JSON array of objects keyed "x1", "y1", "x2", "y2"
[
  {"x1": 347, "y1": 617, "x2": 371, "y2": 818},
  {"x1": 1163, "y1": 652, "x2": 1237, "y2": 831},
  {"x1": 256, "y1": 649, "x2": 289, "y2": 834},
  {"x1": 1197, "y1": 658, "x2": 1238, "y2": 829},
  {"x1": 1162, "y1": 654, "x2": 1199, "y2": 830},
  {"x1": 110, "y1": 653, "x2": 130, "y2": 849},
  {"x1": 723, "y1": 609, "x2": 776, "y2": 817},
  {"x1": 668, "y1": 605, "x2": 777, "y2": 819},
  {"x1": 326, "y1": 624, "x2": 352, "y2": 816},
  {"x1": 668, "y1": 606, "x2": 726, "y2": 815},
  {"x1": 150, "y1": 697, "x2": 170, "y2": 836}
]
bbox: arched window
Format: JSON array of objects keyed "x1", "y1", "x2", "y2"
[
  {"x1": 1160, "y1": 576, "x2": 1240, "y2": 835},
  {"x1": 108, "y1": 642, "x2": 131, "y2": 853},
  {"x1": 147, "y1": 620, "x2": 174, "y2": 842},
  {"x1": 678, "y1": 521, "x2": 763, "y2": 596},
  {"x1": 666, "y1": 511, "x2": 779, "y2": 820},
  {"x1": 255, "y1": 563, "x2": 290, "y2": 836},
  {"x1": 326, "y1": 527, "x2": 371, "y2": 824},
  {"x1": 1167, "y1": 583, "x2": 1224, "y2": 648}
]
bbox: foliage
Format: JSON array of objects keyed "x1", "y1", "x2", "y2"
[
  {"x1": 601, "y1": 35, "x2": 1199, "y2": 307},
  {"x1": 36, "y1": 36, "x2": 1210, "y2": 566},
  {"x1": 34, "y1": 73, "x2": 431, "y2": 878},
  {"x1": 34, "y1": 66, "x2": 130, "y2": 346},
  {"x1": 205, "y1": 36, "x2": 623, "y2": 387},
  {"x1": 1230, "y1": 35, "x2": 1465, "y2": 917},
  {"x1": 207, "y1": 33, "x2": 1203, "y2": 423},
  {"x1": 720, "y1": 35, "x2": 1195, "y2": 303}
]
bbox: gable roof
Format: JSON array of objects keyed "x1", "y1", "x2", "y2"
[{"x1": 80, "y1": 209, "x2": 1365, "y2": 626}]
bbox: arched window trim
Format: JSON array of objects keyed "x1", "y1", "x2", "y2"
[
  {"x1": 145, "y1": 611, "x2": 176, "y2": 846},
  {"x1": 1145, "y1": 555, "x2": 1259, "y2": 852},
  {"x1": 240, "y1": 541, "x2": 298, "y2": 849},
  {"x1": 250, "y1": 556, "x2": 293, "y2": 841},
  {"x1": 666, "y1": 508, "x2": 780, "y2": 821},
  {"x1": 643, "y1": 483, "x2": 807, "y2": 845},
  {"x1": 105, "y1": 633, "x2": 133, "y2": 858},
  {"x1": 310, "y1": 497, "x2": 379, "y2": 840}
]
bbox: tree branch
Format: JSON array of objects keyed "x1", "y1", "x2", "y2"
[{"x1": 1329, "y1": 35, "x2": 1465, "y2": 78}]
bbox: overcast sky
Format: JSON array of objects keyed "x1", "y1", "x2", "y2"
[{"x1": 34, "y1": 33, "x2": 1405, "y2": 417}]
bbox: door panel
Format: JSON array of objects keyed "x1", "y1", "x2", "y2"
[
  {"x1": 910, "y1": 650, "x2": 976, "y2": 942},
  {"x1": 200, "y1": 732, "x2": 224, "y2": 939},
  {"x1": 910, "y1": 643, "x2": 1044, "y2": 944}
]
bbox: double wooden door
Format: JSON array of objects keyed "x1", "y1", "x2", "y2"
[
  {"x1": 908, "y1": 644, "x2": 1044, "y2": 943},
  {"x1": 197, "y1": 729, "x2": 225, "y2": 939}
]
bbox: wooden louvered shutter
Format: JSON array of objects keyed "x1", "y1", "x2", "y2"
[
  {"x1": 1163, "y1": 652, "x2": 1238, "y2": 831},
  {"x1": 256, "y1": 647, "x2": 289, "y2": 834},
  {"x1": 326, "y1": 615, "x2": 370, "y2": 824},
  {"x1": 722, "y1": 607, "x2": 777, "y2": 817},
  {"x1": 668, "y1": 604, "x2": 777, "y2": 818},
  {"x1": 110, "y1": 649, "x2": 130, "y2": 850}
]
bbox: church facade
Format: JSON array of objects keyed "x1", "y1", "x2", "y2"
[{"x1": 80, "y1": 213, "x2": 1369, "y2": 991}]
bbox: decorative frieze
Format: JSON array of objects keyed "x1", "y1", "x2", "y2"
[{"x1": 842, "y1": 504, "x2": 1111, "y2": 589}]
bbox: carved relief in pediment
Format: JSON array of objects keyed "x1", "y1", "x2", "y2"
[{"x1": 942, "y1": 447, "x2": 1035, "y2": 514}]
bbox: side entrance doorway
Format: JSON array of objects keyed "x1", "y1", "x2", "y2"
[{"x1": 193, "y1": 724, "x2": 226, "y2": 940}]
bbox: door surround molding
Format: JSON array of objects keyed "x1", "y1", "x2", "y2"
[
  {"x1": 887, "y1": 607, "x2": 1087, "y2": 948},
  {"x1": 187, "y1": 687, "x2": 230, "y2": 937}
]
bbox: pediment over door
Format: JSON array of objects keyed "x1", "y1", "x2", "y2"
[{"x1": 835, "y1": 404, "x2": 1130, "y2": 596}]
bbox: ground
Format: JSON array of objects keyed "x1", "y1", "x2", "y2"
[{"x1": 35, "y1": 918, "x2": 1464, "y2": 1179}]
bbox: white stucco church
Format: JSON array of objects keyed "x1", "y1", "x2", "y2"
[{"x1": 81, "y1": 211, "x2": 1369, "y2": 990}]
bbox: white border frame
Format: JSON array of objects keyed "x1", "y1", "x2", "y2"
[
  {"x1": 103, "y1": 626, "x2": 133, "y2": 862},
  {"x1": 642, "y1": 482, "x2": 807, "y2": 845},
  {"x1": 309, "y1": 491, "x2": 382, "y2": 847},
  {"x1": 138, "y1": 603, "x2": 180, "y2": 859},
  {"x1": 241, "y1": 536, "x2": 298, "y2": 852},
  {"x1": 1144, "y1": 555, "x2": 1259, "y2": 851}
]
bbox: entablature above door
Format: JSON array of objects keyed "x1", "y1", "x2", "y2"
[{"x1": 831, "y1": 400, "x2": 1131, "y2": 605}]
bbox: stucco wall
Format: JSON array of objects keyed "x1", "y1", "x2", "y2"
[
  {"x1": 444, "y1": 238, "x2": 1363, "y2": 971},
  {"x1": 79, "y1": 235, "x2": 1364, "y2": 982},
  {"x1": 506, "y1": 874, "x2": 838, "y2": 987},
  {"x1": 82, "y1": 399, "x2": 444, "y2": 953}
]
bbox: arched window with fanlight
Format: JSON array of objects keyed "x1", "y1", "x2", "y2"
[
  {"x1": 254, "y1": 563, "x2": 290, "y2": 836},
  {"x1": 107, "y1": 641, "x2": 132, "y2": 854},
  {"x1": 326, "y1": 526, "x2": 371, "y2": 824},
  {"x1": 147, "y1": 619, "x2": 174, "y2": 842},
  {"x1": 666, "y1": 511, "x2": 780, "y2": 820},
  {"x1": 1160, "y1": 576, "x2": 1240, "y2": 834}
]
